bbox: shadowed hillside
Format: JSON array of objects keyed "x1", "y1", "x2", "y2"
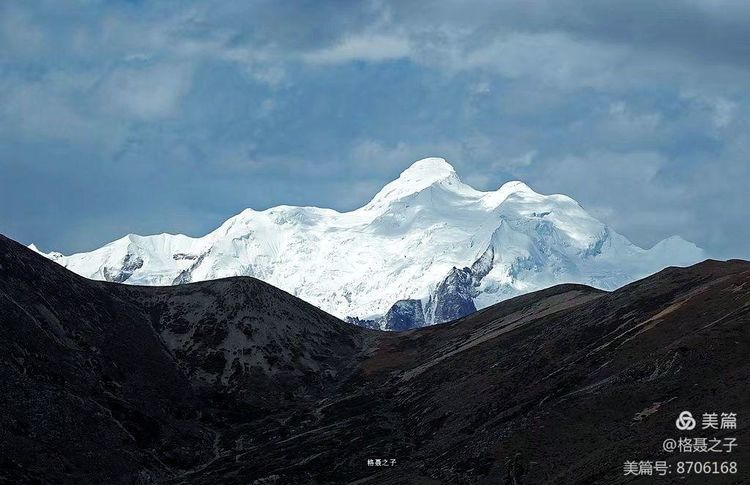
[{"x1": 1, "y1": 234, "x2": 748, "y2": 484}]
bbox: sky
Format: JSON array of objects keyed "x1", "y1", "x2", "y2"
[{"x1": 1, "y1": 0, "x2": 749, "y2": 259}]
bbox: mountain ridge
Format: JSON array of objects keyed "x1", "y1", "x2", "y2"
[
  {"x1": 30, "y1": 157, "x2": 705, "y2": 329},
  {"x1": 2, "y1": 233, "x2": 749, "y2": 483}
]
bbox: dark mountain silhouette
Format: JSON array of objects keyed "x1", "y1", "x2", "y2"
[{"x1": 1, "y1": 234, "x2": 748, "y2": 484}]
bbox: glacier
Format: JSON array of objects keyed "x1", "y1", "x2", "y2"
[{"x1": 31, "y1": 157, "x2": 705, "y2": 329}]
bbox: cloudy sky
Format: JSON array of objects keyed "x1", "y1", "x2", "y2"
[{"x1": 2, "y1": 0, "x2": 749, "y2": 258}]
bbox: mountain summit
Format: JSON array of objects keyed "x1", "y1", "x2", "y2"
[
  {"x1": 32, "y1": 158, "x2": 705, "y2": 329},
  {"x1": 362, "y1": 157, "x2": 466, "y2": 210}
]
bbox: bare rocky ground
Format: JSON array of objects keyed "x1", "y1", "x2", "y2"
[{"x1": 0, "y1": 233, "x2": 748, "y2": 484}]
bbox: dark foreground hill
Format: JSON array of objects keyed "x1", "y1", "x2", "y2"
[{"x1": 0, "y1": 234, "x2": 748, "y2": 484}]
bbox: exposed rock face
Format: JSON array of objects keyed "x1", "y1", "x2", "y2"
[
  {"x1": 382, "y1": 299, "x2": 425, "y2": 331},
  {"x1": 375, "y1": 246, "x2": 496, "y2": 329},
  {"x1": 426, "y1": 266, "x2": 477, "y2": 325},
  {"x1": 102, "y1": 252, "x2": 144, "y2": 283},
  {"x1": 2, "y1": 234, "x2": 749, "y2": 484}
]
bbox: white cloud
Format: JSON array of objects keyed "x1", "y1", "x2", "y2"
[
  {"x1": 602, "y1": 101, "x2": 663, "y2": 137},
  {"x1": 97, "y1": 63, "x2": 194, "y2": 120},
  {"x1": 460, "y1": 32, "x2": 631, "y2": 89},
  {"x1": 302, "y1": 34, "x2": 411, "y2": 64},
  {"x1": 679, "y1": 90, "x2": 740, "y2": 130}
]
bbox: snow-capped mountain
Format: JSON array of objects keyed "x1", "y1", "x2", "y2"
[{"x1": 32, "y1": 158, "x2": 705, "y2": 329}]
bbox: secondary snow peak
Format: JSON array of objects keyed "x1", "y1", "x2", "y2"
[
  {"x1": 477, "y1": 180, "x2": 540, "y2": 209},
  {"x1": 497, "y1": 180, "x2": 534, "y2": 194}
]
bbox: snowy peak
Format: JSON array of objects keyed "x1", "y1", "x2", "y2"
[
  {"x1": 35, "y1": 157, "x2": 706, "y2": 330},
  {"x1": 363, "y1": 157, "x2": 478, "y2": 212},
  {"x1": 401, "y1": 157, "x2": 456, "y2": 178},
  {"x1": 28, "y1": 243, "x2": 64, "y2": 261},
  {"x1": 480, "y1": 180, "x2": 539, "y2": 208}
]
